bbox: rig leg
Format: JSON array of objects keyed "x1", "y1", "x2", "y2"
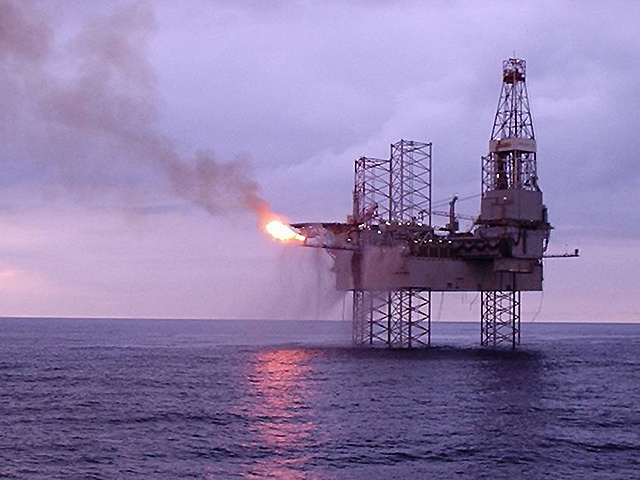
[
  {"x1": 352, "y1": 290, "x2": 367, "y2": 346},
  {"x1": 405, "y1": 289, "x2": 431, "y2": 348},
  {"x1": 480, "y1": 291, "x2": 521, "y2": 348},
  {"x1": 353, "y1": 289, "x2": 431, "y2": 348}
]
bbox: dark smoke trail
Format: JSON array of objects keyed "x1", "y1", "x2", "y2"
[{"x1": 0, "y1": 1, "x2": 270, "y2": 220}]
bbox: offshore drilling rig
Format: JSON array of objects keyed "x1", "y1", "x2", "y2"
[{"x1": 285, "y1": 58, "x2": 570, "y2": 348}]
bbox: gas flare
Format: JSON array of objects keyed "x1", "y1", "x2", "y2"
[{"x1": 265, "y1": 219, "x2": 305, "y2": 242}]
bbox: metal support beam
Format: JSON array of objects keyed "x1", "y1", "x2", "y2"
[
  {"x1": 353, "y1": 156, "x2": 391, "y2": 225},
  {"x1": 353, "y1": 289, "x2": 431, "y2": 348},
  {"x1": 351, "y1": 140, "x2": 433, "y2": 348},
  {"x1": 480, "y1": 290, "x2": 521, "y2": 348},
  {"x1": 390, "y1": 140, "x2": 432, "y2": 224}
]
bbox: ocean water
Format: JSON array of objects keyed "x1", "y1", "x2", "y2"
[{"x1": 0, "y1": 318, "x2": 639, "y2": 479}]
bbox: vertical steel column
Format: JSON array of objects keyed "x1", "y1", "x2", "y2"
[
  {"x1": 352, "y1": 290, "x2": 366, "y2": 346},
  {"x1": 351, "y1": 141, "x2": 433, "y2": 348},
  {"x1": 353, "y1": 156, "x2": 392, "y2": 225},
  {"x1": 407, "y1": 289, "x2": 431, "y2": 347},
  {"x1": 389, "y1": 140, "x2": 432, "y2": 222},
  {"x1": 480, "y1": 290, "x2": 521, "y2": 348},
  {"x1": 352, "y1": 289, "x2": 430, "y2": 348}
]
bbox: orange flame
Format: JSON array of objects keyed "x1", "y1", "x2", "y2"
[{"x1": 265, "y1": 219, "x2": 305, "y2": 242}]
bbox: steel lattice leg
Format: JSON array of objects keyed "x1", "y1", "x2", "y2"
[
  {"x1": 480, "y1": 291, "x2": 521, "y2": 348},
  {"x1": 353, "y1": 289, "x2": 431, "y2": 348},
  {"x1": 352, "y1": 291, "x2": 366, "y2": 346},
  {"x1": 407, "y1": 289, "x2": 431, "y2": 348}
]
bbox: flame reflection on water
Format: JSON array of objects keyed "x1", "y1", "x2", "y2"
[{"x1": 244, "y1": 349, "x2": 325, "y2": 479}]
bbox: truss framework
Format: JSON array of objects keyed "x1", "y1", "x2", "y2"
[
  {"x1": 353, "y1": 157, "x2": 391, "y2": 225},
  {"x1": 352, "y1": 140, "x2": 433, "y2": 348},
  {"x1": 483, "y1": 58, "x2": 538, "y2": 193},
  {"x1": 354, "y1": 140, "x2": 432, "y2": 226},
  {"x1": 390, "y1": 140, "x2": 432, "y2": 224},
  {"x1": 480, "y1": 291, "x2": 521, "y2": 348},
  {"x1": 352, "y1": 289, "x2": 431, "y2": 348},
  {"x1": 491, "y1": 58, "x2": 534, "y2": 140}
]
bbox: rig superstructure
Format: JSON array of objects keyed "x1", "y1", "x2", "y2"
[{"x1": 291, "y1": 58, "x2": 573, "y2": 348}]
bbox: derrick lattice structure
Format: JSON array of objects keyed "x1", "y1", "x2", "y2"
[
  {"x1": 482, "y1": 58, "x2": 538, "y2": 193},
  {"x1": 351, "y1": 141, "x2": 432, "y2": 348},
  {"x1": 478, "y1": 58, "x2": 541, "y2": 347},
  {"x1": 390, "y1": 140, "x2": 432, "y2": 225},
  {"x1": 353, "y1": 156, "x2": 391, "y2": 225}
]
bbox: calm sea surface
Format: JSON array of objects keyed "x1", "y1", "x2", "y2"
[{"x1": 1, "y1": 318, "x2": 639, "y2": 479}]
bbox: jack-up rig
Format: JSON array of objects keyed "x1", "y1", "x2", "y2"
[{"x1": 280, "y1": 58, "x2": 576, "y2": 348}]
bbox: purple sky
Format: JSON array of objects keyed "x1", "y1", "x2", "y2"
[{"x1": 1, "y1": 0, "x2": 639, "y2": 322}]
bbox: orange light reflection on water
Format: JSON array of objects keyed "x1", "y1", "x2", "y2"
[{"x1": 245, "y1": 349, "x2": 324, "y2": 479}]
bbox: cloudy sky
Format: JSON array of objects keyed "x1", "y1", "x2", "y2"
[{"x1": 0, "y1": 0, "x2": 639, "y2": 322}]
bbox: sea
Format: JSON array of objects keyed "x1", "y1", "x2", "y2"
[{"x1": 0, "y1": 318, "x2": 639, "y2": 480}]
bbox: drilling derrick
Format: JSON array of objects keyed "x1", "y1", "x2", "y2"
[
  {"x1": 291, "y1": 58, "x2": 553, "y2": 348},
  {"x1": 477, "y1": 58, "x2": 549, "y2": 346}
]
